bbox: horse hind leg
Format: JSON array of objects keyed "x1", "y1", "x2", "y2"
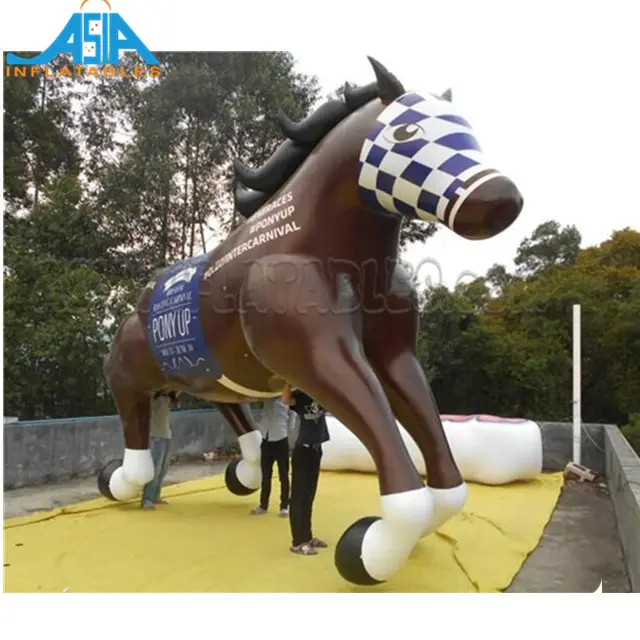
[
  {"x1": 215, "y1": 402, "x2": 262, "y2": 496},
  {"x1": 97, "y1": 385, "x2": 155, "y2": 502}
]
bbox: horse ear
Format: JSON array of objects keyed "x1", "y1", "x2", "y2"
[
  {"x1": 441, "y1": 88, "x2": 453, "y2": 102},
  {"x1": 367, "y1": 56, "x2": 405, "y2": 103}
]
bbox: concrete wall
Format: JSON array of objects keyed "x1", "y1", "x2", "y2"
[
  {"x1": 604, "y1": 426, "x2": 640, "y2": 592},
  {"x1": 3, "y1": 409, "x2": 247, "y2": 490},
  {"x1": 540, "y1": 421, "x2": 608, "y2": 475},
  {"x1": 3, "y1": 409, "x2": 608, "y2": 490}
]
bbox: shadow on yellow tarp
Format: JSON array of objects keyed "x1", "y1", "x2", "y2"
[{"x1": 3, "y1": 471, "x2": 563, "y2": 593}]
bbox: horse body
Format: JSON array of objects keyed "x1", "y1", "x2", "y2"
[
  {"x1": 99, "y1": 57, "x2": 524, "y2": 587},
  {"x1": 105, "y1": 97, "x2": 397, "y2": 404}
]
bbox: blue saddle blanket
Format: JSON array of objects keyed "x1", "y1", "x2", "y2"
[{"x1": 146, "y1": 254, "x2": 222, "y2": 379}]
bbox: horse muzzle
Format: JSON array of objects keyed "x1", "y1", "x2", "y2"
[{"x1": 448, "y1": 173, "x2": 524, "y2": 240}]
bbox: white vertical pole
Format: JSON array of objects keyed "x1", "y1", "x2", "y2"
[{"x1": 573, "y1": 304, "x2": 582, "y2": 465}]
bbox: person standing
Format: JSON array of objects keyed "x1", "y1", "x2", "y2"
[
  {"x1": 141, "y1": 393, "x2": 176, "y2": 510},
  {"x1": 250, "y1": 397, "x2": 293, "y2": 517},
  {"x1": 283, "y1": 384, "x2": 330, "y2": 556}
]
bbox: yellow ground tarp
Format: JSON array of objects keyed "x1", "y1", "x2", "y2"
[{"x1": 4, "y1": 471, "x2": 563, "y2": 593}]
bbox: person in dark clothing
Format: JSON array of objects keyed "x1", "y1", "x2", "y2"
[{"x1": 283, "y1": 384, "x2": 330, "y2": 556}]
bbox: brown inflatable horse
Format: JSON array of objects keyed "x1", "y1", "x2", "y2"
[{"x1": 99, "y1": 56, "x2": 523, "y2": 586}]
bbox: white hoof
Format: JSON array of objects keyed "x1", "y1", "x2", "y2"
[
  {"x1": 235, "y1": 459, "x2": 262, "y2": 490},
  {"x1": 238, "y1": 431, "x2": 262, "y2": 464},
  {"x1": 122, "y1": 448, "x2": 155, "y2": 486},
  {"x1": 231, "y1": 431, "x2": 263, "y2": 491},
  {"x1": 361, "y1": 487, "x2": 433, "y2": 582},
  {"x1": 421, "y1": 483, "x2": 468, "y2": 537},
  {"x1": 106, "y1": 449, "x2": 155, "y2": 501},
  {"x1": 109, "y1": 466, "x2": 141, "y2": 501}
]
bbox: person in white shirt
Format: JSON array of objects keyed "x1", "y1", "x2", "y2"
[{"x1": 250, "y1": 397, "x2": 294, "y2": 517}]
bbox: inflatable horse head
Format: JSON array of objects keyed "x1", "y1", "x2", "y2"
[
  {"x1": 235, "y1": 57, "x2": 523, "y2": 241},
  {"x1": 356, "y1": 58, "x2": 523, "y2": 239}
]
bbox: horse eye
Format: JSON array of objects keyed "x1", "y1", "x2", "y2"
[{"x1": 383, "y1": 123, "x2": 424, "y2": 145}]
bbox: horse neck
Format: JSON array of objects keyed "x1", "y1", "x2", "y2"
[
  {"x1": 287, "y1": 98, "x2": 403, "y2": 270},
  {"x1": 325, "y1": 205, "x2": 402, "y2": 264},
  {"x1": 293, "y1": 149, "x2": 402, "y2": 266}
]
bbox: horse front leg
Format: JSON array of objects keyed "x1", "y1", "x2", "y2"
[
  {"x1": 363, "y1": 269, "x2": 467, "y2": 537},
  {"x1": 240, "y1": 256, "x2": 432, "y2": 585},
  {"x1": 214, "y1": 402, "x2": 262, "y2": 496},
  {"x1": 97, "y1": 383, "x2": 156, "y2": 502},
  {"x1": 370, "y1": 349, "x2": 468, "y2": 537},
  {"x1": 255, "y1": 334, "x2": 431, "y2": 585},
  {"x1": 98, "y1": 317, "x2": 162, "y2": 502}
]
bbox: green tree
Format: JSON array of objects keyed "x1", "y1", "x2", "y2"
[
  {"x1": 485, "y1": 263, "x2": 514, "y2": 295},
  {"x1": 3, "y1": 57, "x2": 40, "y2": 212},
  {"x1": 3, "y1": 53, "x2": 81, "y2": 217},
  {"x1": 417, "y1": 285, "x2": 475, "y2": 411},
  {"x1": 4, "y1": 176, "x2": 113, "y2": 418},
  {"x1": 418, "y1": 228, "x2": 640, "y2": 426},
  {"x1": 621, "y1": 413, "x2": 640, "y2": 455},
  {"x1": 92, "y1": 52, "x2": 320, "y2": 286},
  {"x1": 514, "y1": 220, "x2": 582, "y2": 277},
  {"x1": 4, "y1": 52, "x2": 322, "y2": 418}
]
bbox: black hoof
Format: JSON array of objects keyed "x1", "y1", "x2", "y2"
[
  {"x1": 97, "y1": 458, "x2": 123, "y2": 501},
  {"x1": 335, "y1": 516, "x2": 384, "y2": 586},
  {"x1": 224, "y1": 459, "x2": 257, "y2": 496}
]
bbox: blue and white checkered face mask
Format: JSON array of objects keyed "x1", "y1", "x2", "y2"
[{"x1": 357, "y1": 92, "x2": 503, "y2": 230}]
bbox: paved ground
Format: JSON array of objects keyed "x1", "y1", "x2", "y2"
[
  {"x1": 507, "y1": 480, "x2": 630, "y2": 593},
  {"x1": 3, "y1": 463, "x2": 631, "y2": 592},
  {"x1": 3, "y1": 460, "x2": 228, "y2": 519}
]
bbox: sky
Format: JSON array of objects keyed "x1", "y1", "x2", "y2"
[{"x1": 289, "y1": 10, "x2": 638, "y2": 288}]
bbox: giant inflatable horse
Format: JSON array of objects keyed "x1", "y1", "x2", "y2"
[{"x1": 98, "y1": 56, "x2": 523, "y2": 586}]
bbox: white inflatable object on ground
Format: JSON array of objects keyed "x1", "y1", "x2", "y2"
[{"x1": 321, "y1": 414, "x2": 543, "y2": 485}]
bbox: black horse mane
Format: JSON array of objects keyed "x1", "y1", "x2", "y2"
[{"x1": 232, "y1": 57, "x2": 405, "y2": 218}]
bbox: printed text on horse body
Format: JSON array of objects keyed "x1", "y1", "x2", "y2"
[
  {"x1": 208, "y1": 191, "x2": 301, "y2": 276},
  {"x1": 151, "y1": 288, "x2": 194, "y2": 353}
]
